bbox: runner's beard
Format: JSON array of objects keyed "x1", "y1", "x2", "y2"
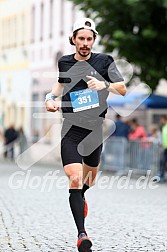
[{"x1": 78, "y1": 48, "x2": 90, "y2": 57}]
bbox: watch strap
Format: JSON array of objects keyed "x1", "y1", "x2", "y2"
[{"x1": 104, "y1": 80, "x2": 110, "y2": 89}]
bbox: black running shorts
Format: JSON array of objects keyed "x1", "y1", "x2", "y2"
[{"x1": 61, "y1": 119, "x2": 103, "y2": 167}]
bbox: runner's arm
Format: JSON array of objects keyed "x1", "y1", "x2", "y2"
[
  {"x1": 45, "y1": 82, "x2": 64, "y2": 112},
  {"x1": 51, "y1": 82, "x2": 64, "y2": 97},
  {"x1": 87, "y1": 76, "x2": 126, "y2": 96},
  {"x1": 106, "y1": 81, "x2": 126, "y2": 96}
]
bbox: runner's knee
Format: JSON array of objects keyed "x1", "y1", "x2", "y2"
[{"x1": 70, "y1": 175, "x2": 82, "y2": 189}]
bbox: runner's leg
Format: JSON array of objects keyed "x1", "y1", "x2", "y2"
[{"x1": 64, "y1": 163, "x2": 86, "y2": 235}]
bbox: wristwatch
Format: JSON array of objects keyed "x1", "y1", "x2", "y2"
[{"x1": 104, "y1": 80, "x2": 110, "y2": 89}]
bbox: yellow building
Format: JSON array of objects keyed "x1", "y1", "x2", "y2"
[{"x1": 0, "y1": 0, "x2": 31, "y2": 135}]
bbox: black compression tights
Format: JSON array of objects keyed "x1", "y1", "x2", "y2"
[{"x1": 69, "y1": 189, "x2": 86, "y2": 236}]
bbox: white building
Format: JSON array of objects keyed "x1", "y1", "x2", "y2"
[
  {"x1": 28, "y1": 0, "x2": 84, "y2": 143},
  {"x1": 0, "y1": 0, "x2": 32, "y2": 137},
  {"x1": 0, "y1": 0, "x2": 84, "y2": 142}
]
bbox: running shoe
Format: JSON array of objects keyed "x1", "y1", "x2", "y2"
[
  {"x1": 77, "y1": 232, "x2": 92, "y2": 252},
  {"x1": 83, "y1": 197, "x2": 88, "y2": 218}
]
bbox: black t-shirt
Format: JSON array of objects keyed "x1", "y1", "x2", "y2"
[{"x1": 58, "y1": 52, "x2": 123, "y2": 119}]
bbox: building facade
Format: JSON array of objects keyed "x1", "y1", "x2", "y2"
[
  {"x1": 0, "y1": 0, "x2": 31, "y2": 137},
  {"x1": 29, "y1": 0, "x2": 83, "y2": 143},
  {"x1": 0, "y1": 0, "x2": 84, "y2": 143}
]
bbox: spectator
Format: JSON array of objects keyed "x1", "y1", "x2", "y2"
[
  {"x1": 112, "y1": 114, "x2": 130, "y2": 138},
  {"x1": 159, "y1": 115, "x2": 167, "y2": 182},
  {"x1": 128, "y1": 118, "x2": 147, "y2": 140},
  {"x1": 148, "y1": 124, "x2": 163, "y2": 177},
  {"x1": 0, "y1": 130, "x2": 4, "y2": 142},
  {"x1": 18, "y1": 127, "x2": 28, "y2": 154},
  {"x1": 4, "y1": 124, "x2": 18, "y2": 160},
  {"x1": 101, "y1": 114, "x2": 130, "y2": 170},
  {"x1": 0, "y1": 130, "x2": 4, "y2": 158},
  {"x1": 128, "y1": 118, "x2": 147, "y2": 170},
  {"x1": 149, "y1": 124, "x2": 162, "y2": 143}
]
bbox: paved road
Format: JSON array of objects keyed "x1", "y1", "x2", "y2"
[{"x1": 0, "y1": 160, "x2": 167, "y2": 252}]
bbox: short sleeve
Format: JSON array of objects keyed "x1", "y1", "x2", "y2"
[
  {"x1": 105, "y1": 55, "x2": 124, "y2": 83},
  {"x1": 58, "y1": 58, "x2": 71, "y2": 83}
]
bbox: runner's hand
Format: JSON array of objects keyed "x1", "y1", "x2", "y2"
[
  {"x1": 87, "y1": 75, "x2": 106, "y2": 90},
  {"x1": 45, "y1": 100, "x2": 60, "y2": 112}
]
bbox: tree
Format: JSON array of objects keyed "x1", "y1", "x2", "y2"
[{"x1": 69, "y1": 0, "x2": 167, "y2": 90}]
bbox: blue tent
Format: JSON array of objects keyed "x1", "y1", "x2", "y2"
[
  {"x1": 143, "y1": 94, "x2": 167, "y2": 108},
  {"x1": 107, "y1": 93, "x2": 167, "y2": 109}
]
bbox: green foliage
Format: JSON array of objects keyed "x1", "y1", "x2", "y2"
[{"x1": 69, "y1": 0, "x2": 167, "y2": 90}]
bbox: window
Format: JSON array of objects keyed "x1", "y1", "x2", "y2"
[
  {"x1": 31, "y1": 6, "x2": 35, "y2": 43},
  {"x1": 3, "y1": 19, "x2": 9, "y2": 49},
  {"x1": 21, "y1": 14, "x2": 25, "y2": 45},
  {"x1": 33, "y1": 78, "x2": 39, "y2": 86},
  {"x1": 14, "y1": 16, "x2": 17, "y2": 47},
  {"x1": 60, "y1": 0, "x2": 64, "y2": 36},
  {"x1": 49, "y1": 0, "x2": 53, "y2": 38},
  {"x1": 1, "y1": 20, "x2": 4, "y2": 49},
  {"x1": 32, "y1": 94, "x2": 40, "y2": 142},
  {"x1": 7, "y1": 19, "x2": 10, "y2": 48},
  {"x1": 40, "y1": 2, "x2": 44, "y2": 41},
  {"x1": 11, "y1": 17, "x2": 16, "y2": 48}
]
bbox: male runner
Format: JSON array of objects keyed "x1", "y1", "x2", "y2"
[{"x1": 45, "y1": 17, "x2": 126, "y2": 252}]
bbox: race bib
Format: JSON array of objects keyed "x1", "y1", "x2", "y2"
[{"x1": 70, "y1": 88, "x2": 99, "y2": 112}]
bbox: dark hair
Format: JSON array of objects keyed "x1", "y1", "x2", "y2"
[
  {"x1": 69, "y1": 29, "x2": 96, "y2": 46},
  {"x1": 161, "y1": 115, "x2": 167, "y2": 121},
  {"x1": 131, "y1": 118, "x2": 139, "y2": 126},
  {"x1": 115, "y1": 114, "x2": 121, "y2": 120}
]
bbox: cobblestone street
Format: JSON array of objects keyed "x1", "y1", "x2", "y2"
[{"x1": 0, "y1": 160, "x2": 167, "y2": 252}]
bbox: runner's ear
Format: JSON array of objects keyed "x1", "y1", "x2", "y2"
[{"x1": 72, "y1": 36, "x2": 76, "y2": 45}]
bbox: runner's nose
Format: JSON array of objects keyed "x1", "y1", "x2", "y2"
[{"x1": 84, "y1": 39, "x2": 88, "y2": 46}]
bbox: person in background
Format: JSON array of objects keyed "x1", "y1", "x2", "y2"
[
  {"x1": 112, "y1": 114, "x2": 130, "y2": 138},
  {"x1": 18, "y1": 127, "x2": 28, "y2": 154},
  {"x1": 101, "y1": 114, "x2": 130, "y2": 171},
  {"x1": 159, "y1": 115, "x2": 167, "y2": 182},
  {"x1": 0, "y1": 130, "x2": 4, "y2": 158},
  {"x1": 128, "y1": 118, "x2": 147, "y2": 140},
  {"x1": 148, "y1": 124, "x2": 163, "y2": 177},
  {"x1": 4, "y1": 124, "x2": 18, "y2": 160},
  {"x1": 149, "y1": 124, "x2": 162, "y2": 143},
  {"x1": 0, "y1": 130, "x2": 4, "y2": 142},
  {"x1": 128, "y1": 118, "x2": 147, "y2": 170}
]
